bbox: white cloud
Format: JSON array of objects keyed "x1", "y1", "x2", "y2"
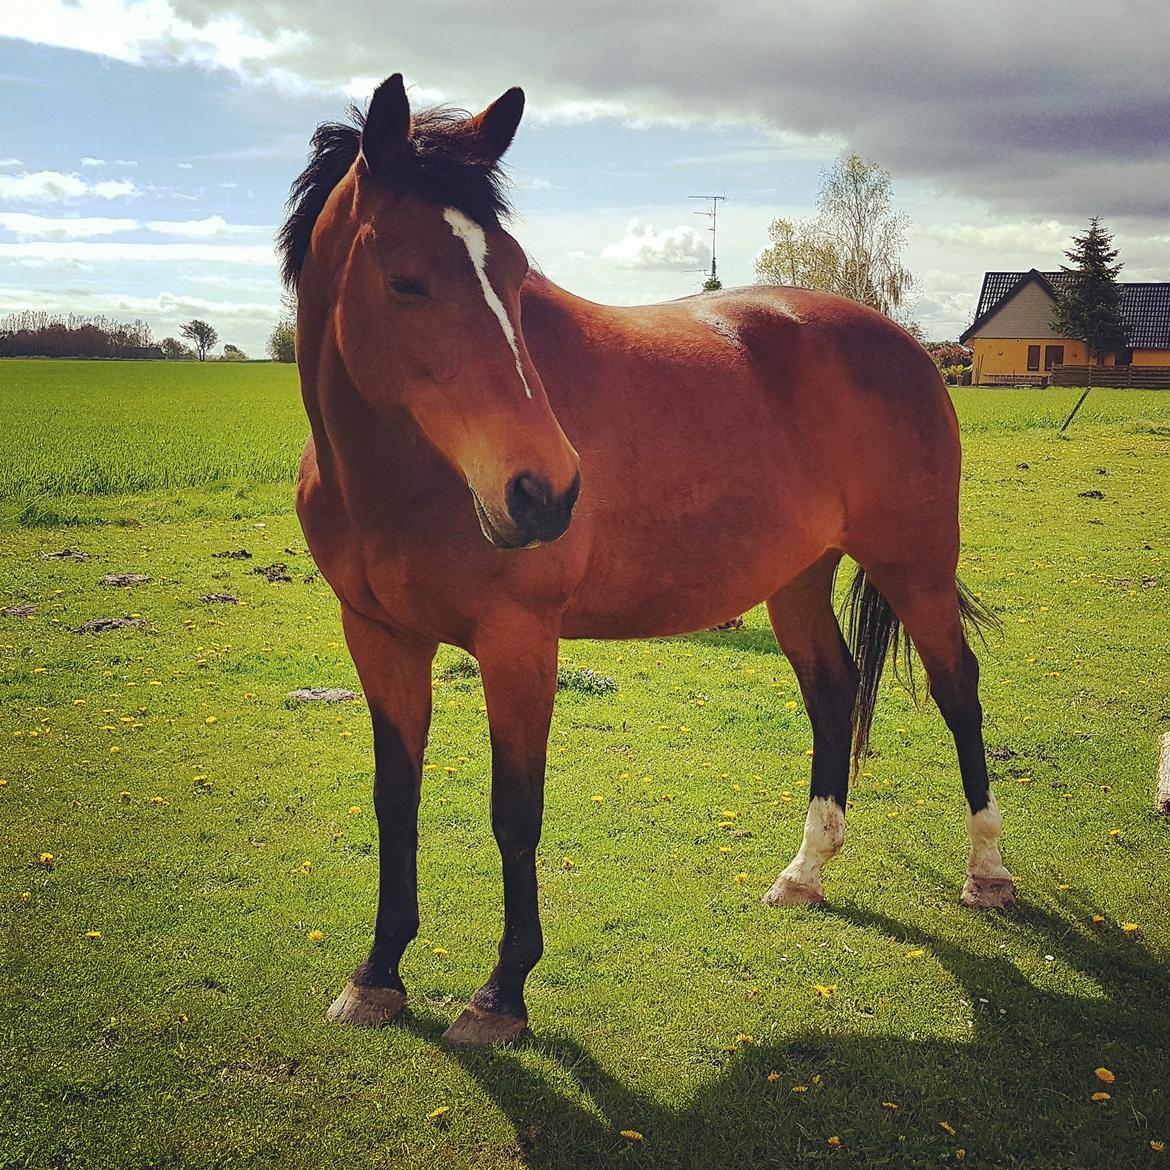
[
  {"x1": 144, "y1": 215, "x2": 270, "y2": 238},
  {"x1": 178, "y1": 162, "x2": 194, "y2": 170},
  {"x1": 601, "y1": 218, "x2": 707, "y2": 270},
  {"x1": 80, "y1": 156, "x2": 107, "y2": 168},
  {"x1": 0, "y1": 212, "x2": 139, "y2": 239},
  {"x1": 0, "y1": 170, "x2": 89, "y2": 201},
  {"x1": 113, "y1": 159, "x2": 139, "y2": 167},
  {"x1": 92, "y1": 178, "x2": 140, "y2": 199},
  {"x1": 0, "y1": 170, "x2": 140, "y2": 202},
  {"x1": 0, "y1": 241, "x2": 276, "y2": 265},
  {"x1": 0, "y1": 158, "x2": 23, "y2": 172}
]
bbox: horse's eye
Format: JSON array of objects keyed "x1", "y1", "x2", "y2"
[{"x1": 388, "y1": 277, "x2": 430, "y2": 299}]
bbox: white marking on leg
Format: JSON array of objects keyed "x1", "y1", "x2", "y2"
[
  {"x1": 442, "y1": 207, "x2": 532, "y2": 399},
  {"x1": 765, "y1": 796, "x2": 844, "y2": 905},
  {"x1": 965, "y1": 793, "x2": 1012, "y2": 881}
]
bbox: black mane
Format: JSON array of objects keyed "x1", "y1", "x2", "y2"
[{"x1": 277, "y1": 103, "x2": 514, "y2": 290}]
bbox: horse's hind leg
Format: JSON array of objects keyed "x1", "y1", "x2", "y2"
[
  {"x1": 763, "y1": 553, "x2": 858, "y2": 907},
  {"x1": 861, "y1": 564, "x2": 1016, "y2": 909}
]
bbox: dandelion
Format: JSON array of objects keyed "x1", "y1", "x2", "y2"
[
  {"x1": 939, "y1": 1122, "x2": 957, "y2": 1136},
  {"x1": 19, "y1": 891, "x2": 31, "y2": 903},
  {"x1": 719, "y1": 846, "x2": 732, "y2": 855},
  {"x1": 38, "y1": 852, "x2": 54, "y2": 868},
  {"x1": 428, "y1": 1105, "x2": 450, "y2": 1121},
  {"x1": 792, "y1": 1085, "x2": 808, "y2": 1093},
  {"x1": 300, "y1": 860, "x2": 313, "y2": 874},
  {"x1": 1108, "y1": 828, "x2": 1123, "y2": 840},
  {"x1": 1091, "y1": 914, "x2": 1106, "y2": 926},
  {"x1": 119, "y1": 791, "x2": 132, "y2": 803},
  {"x1": 84, "y1": 930, "x2": 102, "y2": 940},
  {"x1": 814, "y1": 984, "x2": 836, "y2": 998},
  {"x1": 735, "y1": 1033, "x2": 754, "y2": 1045},
  {"x1": 767, "y1": 1072, "x2": 780, "y2": 1084},
  {"x1": 882, "y1": 1101, "x2": 899, "y2": 1111},
  {"x1": 562, "y1": 857, "x2": 575, "y2": 869},
  {"x1": 955, "y1": 1151, "x2": 966, "y2": 1162},
  {"x1": 1151, "y1": 1141, "x2": 1165, "y2": 1152},
  {"x1": 1095, "y1": 1067, "x2": 1115, "y2": 1084},
  {"x1": 307, "y1": 930, "x2": 324, "y2": 943},
  {"x1": 205, "y1": 716, "x2": 218, "y2": 724},
  {"x1": 1121, "y1": 922, "x2": 1140, "y2": 933},
  {"x1": 433, "y1": 947, "x2": 448, "y2": 958},
  {"x1": 906, "y1": 949, "x2": 925, "y2": 959},
  {"x1": 1092, "y1": 1092, "x2": 1111, "y2": 1102},
  {"x1": 734, "y1": 872, "x2": 749, "y2": 884},
  {"x1": 619, "y1": 1130, "x2": 643, "y2": 1143},
  {"x1": 827, "y1": 1136, "x2": 841, "y2": 1148},
  {"x1": 348, "y1": 805, "x2": 362, "y2": 816},
  {"x1": 591, "y1": 795, "x2": 604, "y2": 804},
  {"x1": 785, "y1": 701, "x2": 798, "y2": 711}
]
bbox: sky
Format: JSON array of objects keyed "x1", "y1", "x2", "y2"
[{"x1": 2, "y1": 1, "x2": 1168, "y2": 359}]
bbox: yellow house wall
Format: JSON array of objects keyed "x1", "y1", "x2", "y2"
[
  {"x1": 1134, "y1": 349, "x2": 1170, "y2": 365},
  {"x1": 971, "y1": 338, "x2": 1088, "y2": 380}
]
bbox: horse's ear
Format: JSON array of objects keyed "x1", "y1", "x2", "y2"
[
  {"x1": 468, "y1": 87, "x2": 525, "y2": 164},
  {"x1": 361, "y1": 73, "x2": 412, "y2": 177}
]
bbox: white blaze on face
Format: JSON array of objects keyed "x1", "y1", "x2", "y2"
[{"x1": 441, "y1": 207, "x2": 532, "y2": 399}]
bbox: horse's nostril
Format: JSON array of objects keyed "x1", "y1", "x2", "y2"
[{"x1": 506, "y1": 471, "x2": 579, "y2": 544}]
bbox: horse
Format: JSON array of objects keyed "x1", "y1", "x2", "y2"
[{"x1": 280, "y1": 73, "x2": 1013, "y2": 1047}]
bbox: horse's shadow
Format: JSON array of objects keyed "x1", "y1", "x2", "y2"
[{"x1": 403, "y1": 876, "x2": 1169, "y2": 1168}]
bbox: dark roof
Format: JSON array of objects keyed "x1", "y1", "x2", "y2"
[{"x1": 963, "y1": 269, "x2": 1170, "y2": 349}]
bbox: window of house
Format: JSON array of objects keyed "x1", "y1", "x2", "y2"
[
  {"x1": 1044, "y1": 345, "x2": 1065, "y2": 370},
  {"x1": 1115, "y1": 348, "x2": 1133, "y2": 366},
  {"x1": 1027, "y1": 345, "x2": 1041, "y2": 371}
]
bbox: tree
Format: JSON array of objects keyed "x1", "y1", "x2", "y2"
[
  {"x1": 160, "y1": 336, "x2": 195, "y2": 360},
  {"x1": 221, "y1": 343, "x2": 248, "y2": 362},
  {"x1": 924, "y1": 341, "x2": 972, "y2": 370},
  {"x1": 267, "y1": 317, "x2": 296, "y2": 362},
  {"x1": 180, "y1": 319, "x2": 218, "y2": 362},
  {"x1": 754, "y1": 217, "x2": 840, "y2": 291},
  {"x1": 701, "y1": 276, "x2": 723, "y2": 292},
  {"x1": 755, "y1": 154, "x2": 914, "y2": 324},
  {"x1": 1051, "y1": 217, "x2": 1127, "y2": 431}
]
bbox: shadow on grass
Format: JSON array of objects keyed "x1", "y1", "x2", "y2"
[{"x1": 407, "y1": 891, "x2": 1170, "y2": 1170}]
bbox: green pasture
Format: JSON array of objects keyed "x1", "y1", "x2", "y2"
[{"x1": 1, "y1": 359, "x2": 1168, "y2": 1169}]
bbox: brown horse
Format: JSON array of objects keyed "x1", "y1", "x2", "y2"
[{"x1": 281, "y1": 74, "x2": 1014, "y2": 1046}]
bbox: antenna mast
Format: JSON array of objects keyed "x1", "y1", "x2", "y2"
[{"x1": 690, "y1": 193, "x2": 727, "y2": 286}]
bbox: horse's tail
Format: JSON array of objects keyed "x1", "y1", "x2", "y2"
[{"x1": 840, "y1": 567, "x2": 1000, "y2": 774}]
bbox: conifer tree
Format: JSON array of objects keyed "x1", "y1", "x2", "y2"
[{"x1": 1052, "y1": 218, "x2": 1127, "y2": 431}]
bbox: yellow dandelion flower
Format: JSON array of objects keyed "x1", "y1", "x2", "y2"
[
  {"x1": 814, "y1": 983, "x2": 836, "y2": 998},
  {"x1": 1092, "y1": 1092, "x2": 1111, "y2": 1102},
  {"x1": 19, "y1": 891, "x2": 31, "y2": 903},
  {"x1": 591, "y1": 794, "x2": 604, "y2": 804},
  {"x1": 205, "y1": 716, "x2": 218, "y2": 724},
  {"x1": 1091, "y1": 914, "x2": 1106, "y2": 925},
  {"x1": 735, "y1": 1033, "x2": 753, "y2": 1045},
  {"x1": 827, "y1": 1136, "x2": 841, "y2": 1148},
  {"x1": 1121, "y1": 922, "x2": 1140, "y2": 933},
  {"x1": 1108, "y1": 828, "x2": 1122, "y2": 840},
  {"x1": 428, "y1": 1105, "x2": 450, "y2": 1121},
  {"x1": 562, "y1": 857, "x2": 575, "y2": 869},
  {"x1": 719, "y1": 846, "x2": 732, "y2": 855},
  {"x1": 906, "y1": 948, "x2": 926, "y2": 959},
  {"x1": 619, "y1": 1130, "x2": 643, "y2": 1143},
  {"x1": 347, "y1": 805, "x2": 362, "y2": 816},
  {"x1": 1095, "y1": 1067, "x2": 1115, "y2": 1084},
  {"x1": 1150, "y1": 1140, "x2": 1165, "y2": 1152},
  {"x1": 433, "y1": 947, "x2": 448, "y2": 957},
  {"x1": 767, "y1": 1072, "x2": 780, "y2": 1084},
  {"x1": 882, "y1": 1101, "x2": 898, "y2": 1111},
  {"x1": 300, "y1": 860, "x2": 312, "y2": 873},
  {"x1": 85, "y1": 930, "x2": 102, "y2": 939},
  {"x1": 939, "y1": 1121, "x2": 957, "y2": 1136},
  {"x1": 792, "y1": 1085, "x2": 808, "y2": 1093},
  {"x1": 38, "y1": 852, "x2": 54, "y2": 867},
  {"x1": 0, "y1": 779, "x2": 7, "y2": 788},
  {"x1": 734, "y1": 872, "x2": 749, "y2": 884},
  {"x1": 812, "y1": 1074, "x2": 822, "y2": 1085},
  {"x1": 785, "y1": 701, "x2": 798, "y2": 711},
  {"x1": 119, "y1": 791, "x2": 132, "y2": 802},
  {"x1": 306, "y1": 930, "x2": 324, "y2": 943},
  {"x1": 955, "y1": 1151, "x2": 966, "y2": 1162}
]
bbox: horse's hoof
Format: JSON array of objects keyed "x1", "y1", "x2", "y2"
[
  {"x1": 442, "y1": 1004, "x2": 527, "y2": 1047},
  {"x1": 325, "y1": 980, "x2": 407, "y2": 1027},
  {"x1": 763, "y1": 875, "x2": 825, "y2": 908},
  {"x1": 960, "y1": 874, "x2": 1017, "y2": 911}
]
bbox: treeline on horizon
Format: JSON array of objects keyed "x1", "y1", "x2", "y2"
[{"x1": 0, "y1": 311, "x2": 163, "y2": 360}]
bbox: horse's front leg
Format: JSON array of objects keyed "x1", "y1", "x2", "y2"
[
  {"x1": 444, "y1": 615, "x2": 559, "y2": 1046},
  {"x1": 326, "y1": 605, "x2": 436, "y2": 1026}
]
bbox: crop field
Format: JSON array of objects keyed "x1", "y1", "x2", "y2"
[{"x1": 1, "y1": 359, "x2": 1169, "y2": 1169}]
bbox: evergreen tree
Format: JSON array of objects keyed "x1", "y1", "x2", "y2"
[
  {"x1": 1051, "y1": 216, "x2": 1127, "y2": 364},
  {"x1": 1052, "y1": 218, "x2": 1127, "y2": 431}
]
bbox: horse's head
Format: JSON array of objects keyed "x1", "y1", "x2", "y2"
[{"x1": 299, "y1": 74, "x2": 580, "y2": 550}]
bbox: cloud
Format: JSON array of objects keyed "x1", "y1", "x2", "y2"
[
  {"x1": 0, "y1": 170, "x2": 139, "y2": 202},
  {"x1": 12, "y1": 0, "x2": 1159, "y2": 221},
  {"x1": 0, "y1": 241, "x2": 276, "y2": 265},
  {"x1": 0, "y1": 158, "x2": 23, "y2": 172},
  {"x1": 144, "y1": 215, "x2": 270, "y2": 238},
  {"x1": 600, "y1": 218, "x2": 707, "y2": 270},
  {"x1": 0, "y1": 212, "x2": 139, "y2": 239},
  {"x1": 80, "y1": 156, "x2": 107, "y2": 168}
]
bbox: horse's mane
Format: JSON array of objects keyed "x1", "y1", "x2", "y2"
[{"x1": 277, "y1": 103, "x2": 514, "y2": 289}]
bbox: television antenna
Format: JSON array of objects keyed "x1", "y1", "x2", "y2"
[{"x1": 690, "y1": 193, "x2": 727, "y2": 286}]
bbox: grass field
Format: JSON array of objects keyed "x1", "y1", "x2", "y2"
[{"x1": 1, "y1": 359, "x2": 1168, "y2": 1169}]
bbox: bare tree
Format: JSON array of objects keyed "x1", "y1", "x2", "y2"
[
  {"x1": 180, "y1": 319, "x2": 218, "y2": 362},
  {"x1": 755, "y1": 154, "x2": 915, "y2": 325}
]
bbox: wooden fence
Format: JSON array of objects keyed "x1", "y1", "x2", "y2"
[{"x1": 1050, "y1": 365, "x2": 1170, "y2": 389}]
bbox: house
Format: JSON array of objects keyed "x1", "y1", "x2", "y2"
[{"x1": 960, "y1": 269, "x2": 1170, "y2": 386}]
